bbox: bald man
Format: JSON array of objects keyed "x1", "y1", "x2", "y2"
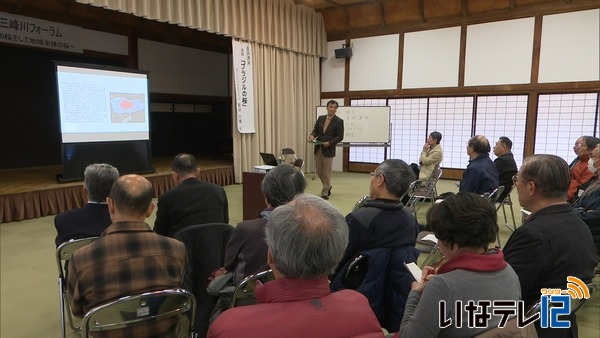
[
  {"x1": 459, "y1": 135, "x2": 499, "y2": 194},
  {"x1": 67, "y1": 175, "x2": 187, "y2": 337}
]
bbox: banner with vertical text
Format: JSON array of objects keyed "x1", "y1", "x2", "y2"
[{"x1": 232, "y1": 40, "x2": 255, "y2": 133}]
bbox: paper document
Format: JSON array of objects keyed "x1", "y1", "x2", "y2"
[
  {"x1": 404, "y1": 262, "x2": 422, "y2": 281},
  {"x1": 421, "y1": 234, "x2": 438, "y2": 244}
]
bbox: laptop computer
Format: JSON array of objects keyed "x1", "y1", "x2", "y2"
[{"x1": 260, "y1": 152, "x2": 279, "y2": 166}]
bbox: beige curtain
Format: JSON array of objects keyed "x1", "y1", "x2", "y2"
[
  {"x1": 75, "y1": 0, "x2": 327, "y2": 57},
  {"x1": 76, "y1": 0, "x2": 326, "y2": 183},
  {"x1": 233, "y1": 42, "x2": 320, "y2": 182}
]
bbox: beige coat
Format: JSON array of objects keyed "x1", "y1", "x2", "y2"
[{"x1": 419, "y1": 144, "x2": 443, "y2": 180}]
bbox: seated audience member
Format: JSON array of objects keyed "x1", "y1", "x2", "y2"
[
  {"x1": 568, "y1": 136, "x2": 600, "y2": 202},
  {"x1": 332, "y1": 159, "x2": 419, "y2": 331},
  {"x1": 154, "y1": 153, "x2": 229, "y2": 236},
  {"x1": 459, "y1": 135, "x2": 499, "y2": 194},
  {"x1": 493, "y1": 136, "x2": 518, "y2": 202},
  {"x1": 54, "y1": 163, "x2": 119, "y2": 247},
  {"x1": 208, "y1": 194, "x2": 384, "y2": 338},
  {"x1": 418, "y1": 131, "x2": 443, "y2": 181},
  {"x1": 398, "y1": 192, "x2": 520, "y2": 337},
  {"x1": 224, "y1": 165, "x2": 306, "y2": 285},
  {"x1": 504, "y1": 154, "x2": 597, "y2": 338},
  {"x1": 68, "y1": 175, "x2": 187, "y2": 337},
  {"x1": 573, "y1": 144, "x2": 600, "y2": 254}
]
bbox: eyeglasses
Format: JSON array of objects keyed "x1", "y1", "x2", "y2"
[
  {"x1": 512, "y1": 174, "x2": 520, "y2": 185},
  {"x1": 513, "y1": 174, "x2": 530, "y2": 185},
  {"x1": 370, "y1": 172, "x2": 384, "y2": 180}
]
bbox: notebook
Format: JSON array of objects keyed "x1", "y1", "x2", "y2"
[{"x1": 260, "y1": 152, "x2": 279, "y2": 166}]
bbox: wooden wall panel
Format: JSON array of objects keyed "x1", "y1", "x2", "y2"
[
  {"x1": 423, "y1": 0, "x2": 463, "y2": 20},
  {"x1": 321, "y1": 8, "x2": 349, "y2": 33},
  {"x1": 467, "y1": 0, "x2": 511, "y2": 13},
  {"x1": 384, "y1": 0, "x2": 423, "y2": 25},
  {"x1": 348, "y1": 3, "x2": 382, "y2": 29}
]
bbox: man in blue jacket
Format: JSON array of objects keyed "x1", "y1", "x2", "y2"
[{"x1": 460, "y1": 135, "x2": 499, "y2": 195}]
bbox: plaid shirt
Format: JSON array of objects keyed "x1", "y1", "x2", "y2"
[{"x1": 67, "y1": 221, "x2": 187, "y2": 338}]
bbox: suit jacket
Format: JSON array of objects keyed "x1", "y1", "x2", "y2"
[
  {"x1": 54, "y1": 203, "x2": 112, "y2": 247},
  {"x1": 311, "y1": 114, "x2": 344, "y2": 157},
  {"x1": 154, "y1": 178, "x2": 229, "y2": 237},
  {"x1": 503, "y1": 204, "x2": 597, "y2": 338},
  {"x1": 494, "y1": 152, "x2": 518, "y2": 201}
]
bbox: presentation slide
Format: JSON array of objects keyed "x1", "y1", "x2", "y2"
[{"x1": 56, "y1": 64, "x2": 150, "y2": 143}]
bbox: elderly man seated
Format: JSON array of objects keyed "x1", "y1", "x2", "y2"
[
  {"x1": 460, "y1": 135, "x2": 499, "y2": 195},
  {"x1": 573, "y1": 144, "x2": 600, "y2": 255},
  {"x1": 207, "y1": 194, "x2": 384, "y2": 338},
  {"x1": 332, "y1": 159, "x2": 419, "y2": 332}
]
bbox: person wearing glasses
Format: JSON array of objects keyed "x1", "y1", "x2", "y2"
[
  {"x1": 332, "y1": 159, "x2": 419, "y2": 332},
  {"x1": 308, "y1": 100, "x2": 344, "y2": 200},
  {"x1": 504, "y1": 154, "x2": 597, "y2": 338},
  {"x1": 397, "y1": 192, "x2": 520, "y2": 337},
  {"x1": 572, "y1": 144, "x2": 600, "y2": 256},
  {"x1": 568, "y1": 136, "x2": 600, "y2": 202}
]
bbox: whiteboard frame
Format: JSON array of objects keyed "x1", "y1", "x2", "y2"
[{"x1": 315, "y1": 106, "x2": 391, "y2": 145}]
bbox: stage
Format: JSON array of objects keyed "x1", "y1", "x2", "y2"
[{"x1": 0, "y1": 157, "x2": 234, "y2": 224}]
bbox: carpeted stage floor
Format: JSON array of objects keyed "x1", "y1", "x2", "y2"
[{"x1": 0, "y1": 157, "x2": 234, "y2": 224}]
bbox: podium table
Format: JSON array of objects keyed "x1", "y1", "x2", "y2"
[{"x1": 242, "y1": 171, "x2": 267, "y2": 220}]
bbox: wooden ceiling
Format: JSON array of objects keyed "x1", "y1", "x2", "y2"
[
  {"x1": 294, "y1": 0, "x2": 599, "y2": 41},
  {"x1": 1, "y1": 0, "x2": 597, "y2": 51}
]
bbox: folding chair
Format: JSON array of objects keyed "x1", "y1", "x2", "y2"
[
  {"x1": 280, "y1": 148, "x2": 297, "y2": 166},
  {"x1": 173, "y1": 223, "x2": 233, "y2": 337},
  {"x1": 293, "y1": 158, "x2": 305, "y2": 176},
  {"x1": 481, "y1": 186, "x2": 505, "y2": 247},
  {"x1": 419, "y1": 242, "x2": 444, "y2": 269},
  {"x1": 230, "y1": 269, "x2": 276, "y2": 308},
  {"x1": 81, "y1": 288, "x2": 196, "y2": 338},
  {"x1": 406, "y1": 169, "x2": 442, "y2": 219},
  {"x1": 496, "y1": 185, "x2": 517, "y2": 232},
  {"x1": 56, "y1": 237, "x2": 99, "y2": 338},
  {"x1": 483, "y1": 186, "x2": 504, "y2": 204}
]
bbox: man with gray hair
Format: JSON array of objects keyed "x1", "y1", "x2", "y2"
[
  {"x1": 504, "y1": 154, "x2": 597, "y2": 338},
  {"x1": 332, "y1": 159, "x2": 419, "y2": 331},
  {"x1": 54, "y1": 163, "x2": 119, "y2": 246},
  {"x1": 208, "y1": 194, "x2": 383, "y2": 338},
  {"x1": 224, "y1": 165, "x2": 306, "y2": 285}
]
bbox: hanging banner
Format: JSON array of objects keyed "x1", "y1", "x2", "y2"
[
  {"x1": 232, "y1": 39, "x2": 255, "y2": 133},
  {"x1": 0, "y1": 12, "x2": 82, "y2": 53}
]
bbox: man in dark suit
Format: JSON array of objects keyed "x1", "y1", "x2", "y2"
[
  {"x1": 154, "y1": 153, "x2": 229, "y2": 237},
  {"x1": 308, "y1": 100, "x2": 344, "y2": 199},
  {"x1": 504, "y1": 154, "x2": 597, "y2": 338},
  {"x1": 493, "y1": 136, "x2": 518, "y2": 202},
  {"x1": 54, "y1": 163, "x2": 119, "y2": 247}
]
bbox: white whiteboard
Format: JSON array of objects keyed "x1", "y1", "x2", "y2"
[{"x1": 315, "y1": 106, "x2": 391, "y2": 143}]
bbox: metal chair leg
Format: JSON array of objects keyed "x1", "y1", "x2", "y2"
[{"x1": 59, "y1": 278, "x2": 66, "y2": 338}]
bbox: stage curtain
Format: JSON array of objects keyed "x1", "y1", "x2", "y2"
[
  {"x1": 75, "y1": 0, "x2": 324, "y2": 183},
  {"x1": 75, "y1": 0, "x2": 327, "y2": 58},
  {"x1": 232, "y1": 42, "x2": 320, "y2": 182}
]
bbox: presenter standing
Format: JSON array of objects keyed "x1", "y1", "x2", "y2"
[{"x1": 308, "y1": 100, "x2": 344, "y2": 200}]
